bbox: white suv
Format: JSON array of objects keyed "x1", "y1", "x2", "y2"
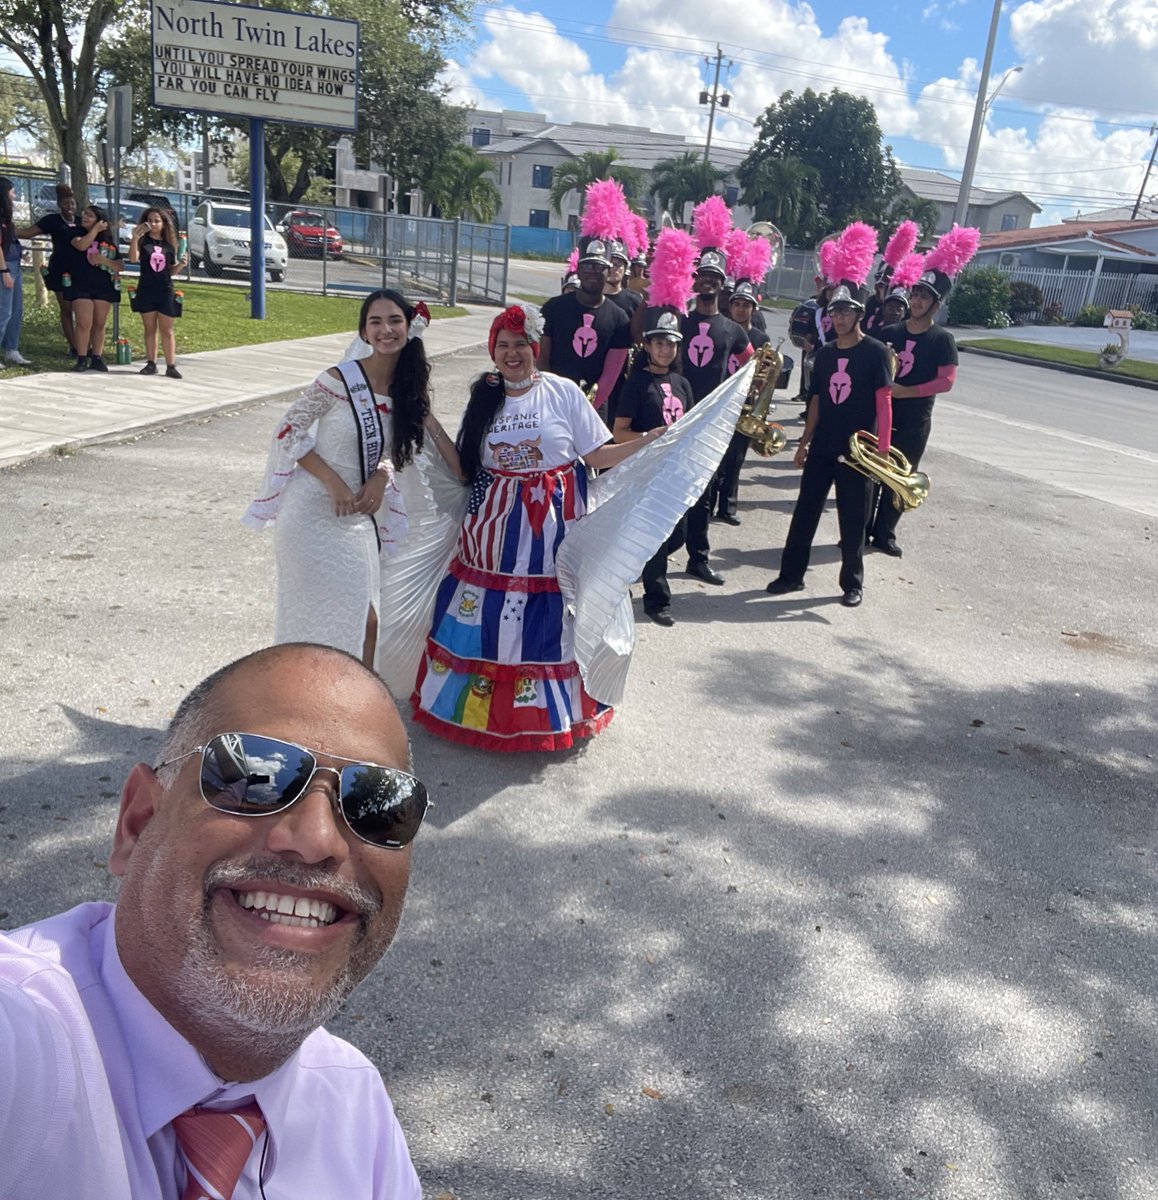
[{"x1": 188, "y1": 202, "x2": 289, "y2": 282}]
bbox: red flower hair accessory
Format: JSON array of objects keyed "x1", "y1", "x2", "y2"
[
  {"x1": 408, "y1": 300, "x2": 431, "y2": 341},
  {"x1": 488, "y1": 303, "x2": 543, "y2": 361}
]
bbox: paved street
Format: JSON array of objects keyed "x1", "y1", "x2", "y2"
[{"x1": 1, "y1": 329, "x2": 1155, "y2": 1199}]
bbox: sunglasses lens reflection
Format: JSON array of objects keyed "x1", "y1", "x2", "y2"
[
  {"x1": 201, "y1": 733, "x2": 314, "y2": 815},
  {"x1": 339, "y1": 765, "x2": 428, "y2": 848}
]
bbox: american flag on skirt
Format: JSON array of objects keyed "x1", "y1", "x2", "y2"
[{"x1": 469, "y1": 470, "x2": 494, "y2": 514}]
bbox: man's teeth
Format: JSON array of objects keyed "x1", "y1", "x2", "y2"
[{"x1": 236, "y1": 890, "x2": 338, "y2": 928}]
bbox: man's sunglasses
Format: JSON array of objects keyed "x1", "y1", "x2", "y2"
[{"x1": 154, "y1": 732, "x2": 430, "y2": 849}]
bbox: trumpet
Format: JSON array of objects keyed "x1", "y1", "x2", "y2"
[
  {"x1": 840, "y1": 431, "x2": 930, "y2": 512},
  {"x1": 736, "y1": 341, "x2": 788, "y2": 457}
]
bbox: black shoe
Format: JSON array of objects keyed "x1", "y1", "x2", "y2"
[
  {"x1": 766, "y1": 577, "x2": 804, "y2": 595},
  {"x1": 646, "y1": 609, "x2": 675, "y2": 627},
  {"x1": 687, "y1": 562, "x2": 726, "y2": 586},
  {"x1": 871, "y1": 538, "x2": 902, "y2": 558},
  {"x1": 139, "y1": 361, "x2": 157, "y2": 375},
  {"x1": 72, "y1": 357, "x2": 89, "y2": 372},
  {"x1": 88, "y1": 356, "x2": 109, "y2": 372},
  {"x1": 165, "y1": 365, "x2": 183, "y2": 379},
  {"x1": 717, "y1": 513, "x2": 742, "y2": 527},
  {"x1": 841, "y1": 589, "x2": 863, "y2": 608}
]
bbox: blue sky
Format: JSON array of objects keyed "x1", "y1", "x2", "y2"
[{"x1": 444, "y1": 0, "x2": 1158, "y2": 224}]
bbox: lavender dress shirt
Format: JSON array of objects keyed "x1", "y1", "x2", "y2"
[{"x1": 0, "y1": 902, "x2": 421, "y2": 1199}]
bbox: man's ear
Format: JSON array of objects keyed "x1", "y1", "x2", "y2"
[{"x1": 108, "y1": 763, "x2": 161, "y2": 877}]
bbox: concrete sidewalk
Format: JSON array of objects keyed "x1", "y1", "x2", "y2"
[{"x1": 0, "y1": 306, "x2": 496, "y2": 470}]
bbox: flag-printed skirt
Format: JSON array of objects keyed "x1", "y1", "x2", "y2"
[{"x1": 412, "y1": 462, "x2": 613, "y2": 752}]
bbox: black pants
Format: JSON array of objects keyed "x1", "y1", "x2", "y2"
[
  {"x1": 642, "y1": 519, "x2": 687, "y2": 613},
  {"x1": 715, "y1": 431, "x2": 750, "y2": 517},
  {"x1": 869, "y1": 399, "x2": 934, "y2": 544},
  {"x1": 778, "y1": 452, "x2": 872, "y2": 593},
  {"x1": 685, "y1": 472, "x2": 717, "y2": 567}
]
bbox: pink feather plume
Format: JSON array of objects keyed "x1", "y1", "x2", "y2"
[
  {"x1": 738, "y1": 234, "x2": 772, "y2": 286},
  {"x1": 647, "y1": 227, "x2": 697, "y2": 310},
  {"x1": 882, "y1": 220, "x2": 920, "y2": 269},
  {"x1": 891, "y1": 252, "x2": 925, "y2": 288},
  {"x1": 581, "y1": 179, "x2": 629, "y2": 241},
  {"x1": 566, "y1": 248, "x2": 579, "y2": 273},
  {"x1": 925, "y1": 224, "x2": 981, "y2": 278},
  {"x1": 725, "y1": 228, "x2": 750, "y2": 277},
  {"x1": 625, "y1": 213, "x2": 650, "y2": 260},
  {"x1": 817, "y1": 240, "x2": 839, "y2": 284},
  {"x1": 692, "y1": 195, "x2": 733, "y2": 250},
  {"x1": 828, "y1": 221, "x2": 878, "y2": 287}
]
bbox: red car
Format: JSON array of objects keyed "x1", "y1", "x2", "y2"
[{"x1": 280, "y1": 210, "x2": 343, "y2": 258}]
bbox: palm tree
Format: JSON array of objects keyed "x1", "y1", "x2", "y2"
[
  {"x1": 740, "y1": 155, "x2": 821, "y2": 244},
  {"x1": 884, "y1": 194, "x2": 941, "y2": 242},
  {"x1": 548, "y1": 148, "x2": 643, "y2": 216},
  {"x1": 650, "y1": 151, "x2": 728, "y2": 221},
  {"x1": 425, "y1": 145, "x2": 502, "y2": 223}
]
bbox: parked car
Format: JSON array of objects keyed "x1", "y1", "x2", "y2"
[
  {"x1": 187, "y1": 201, "x2": 289, "y2": 281},
  {"x1": 278, "y1": 210, "x2": 343, "y2": 258}
]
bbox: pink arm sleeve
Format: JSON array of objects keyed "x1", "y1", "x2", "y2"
[
  {"x1": 595, "y1": 348, "x2": 629, "y2": 405},
  {"x1": 875, "y1": 386, "x2": 893, "y2": 456},
  {"x1": 735, "y1": 342, "x2": 755, "y2": 367},
  {"x1": 912, "y1": 364, "x2": 957, "y2": 397}
]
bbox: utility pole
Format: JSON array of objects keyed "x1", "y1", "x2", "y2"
[
  {"x1": 953, "y1": 0, "x2": 1003, "y2": 228},
  {"x1": 1131, "y1": 124, "x2": 1158, "y2": 220},
  {"x1": 699, "y1": 46, "x2": 731, "y2": 164}
]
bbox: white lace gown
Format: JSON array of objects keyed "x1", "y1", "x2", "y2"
[{"x1": 245, "y1": 373, "x2": 394, "y2": 661}]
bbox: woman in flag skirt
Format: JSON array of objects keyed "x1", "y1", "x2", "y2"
[{"x1": 412, "y1": 304, "x2": 661, "y2": 752}]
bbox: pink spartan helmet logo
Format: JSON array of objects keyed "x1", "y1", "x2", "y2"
[
  {"x1": 829, "y1": 357, "x2": 852, "y2": 404},
  {"x1": 687, "y1": 321, "x2": 714, "y2": 367},
  {"x1": 896, "y1": 339, "x2": 916, "y2": 378},
  {"x1": 572, "y1": 313, "x2": 598, "y2": 358},
  {"x1": 660, "y1": 382, "x2": 684, "y2": 425},
  {"x1": 149, "y1": 245, "x2": 167, "y2": 274}
]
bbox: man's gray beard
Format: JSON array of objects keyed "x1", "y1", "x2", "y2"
[{"x1": 174, "y1": 859, "x2": 382, "y2": 1056}]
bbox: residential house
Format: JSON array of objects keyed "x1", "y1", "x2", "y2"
[{"x1": 898, "y1": 167, "x2": 1040, "y2": 235}]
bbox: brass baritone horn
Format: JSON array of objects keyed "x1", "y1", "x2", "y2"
[
  {"x1": 736, "y1": 341, "x2": 788, "y2": 457},
  {"x1": 746, "y1": 221, "x2": 784, "y2": 273},
  {"x1": 840, "y1": 431, "x2": 930, "y2": 513}
]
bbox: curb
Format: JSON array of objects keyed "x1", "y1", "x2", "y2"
[
  {"x1": 0, "y1": 337, "x2": 487, "y2": 472},
  {"x1": 958, "y1": 344, "x2": 1158, "y2": 392}
]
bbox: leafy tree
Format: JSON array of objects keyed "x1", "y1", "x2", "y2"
[
  {"x1": 885, "y1": 193, "x2": 941, "y2": 242},
  {"x1": 740, "y1": 154, "x2": 821, "y2": 244},
  {"x1": 548, "y1": 148, "x2": 643, "y2": 217},
  {"x1": 0, "y1": 68, "x2": 54, "y2": 159},
  {"x1": 650, "y1": 151, "x2": 727, "y2": 221},
  {"x1": 0, "y1": 0, "x2": 122, "y2": 199},
  {"x1": 424, "y1": 144, "x2": 501, "y2": 222},
  {"x1": 739, "y1": 88, "x2": 902, "y2": 245}
]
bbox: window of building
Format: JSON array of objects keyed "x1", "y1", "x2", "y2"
[
  {"x1": 724, "y1": 185, "x2": 739, "y2": 206},
  {"x1": 1001, "y1": 213, "x2": 1019, "y2": 231},
  {"x1": 532, "y1": 164, "x2": 553, "y2": 189},
  {"x1": 529, "y1": 208, "x2": 551, "y2": 228},
  {"x1": 471, "y1": 128, "x2": 491, "y2": 148}
]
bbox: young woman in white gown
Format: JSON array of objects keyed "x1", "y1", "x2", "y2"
[{"x1": 244, "y1": 289, "x2": 460, "y2": 667}]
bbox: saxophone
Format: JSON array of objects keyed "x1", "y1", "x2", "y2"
[{"x1": 736, "y1": 341, "x2": 788, "y2": 457}]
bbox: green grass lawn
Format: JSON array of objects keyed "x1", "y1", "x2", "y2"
[
  {"x1": 965, "y1": 337, "x2": 1158, "y2": 384},
  {"x1": 6, "y1": 272, "x2": 465, "y2": 375}
]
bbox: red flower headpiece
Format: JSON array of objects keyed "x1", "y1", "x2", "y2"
[
  {"x1": 488, "y1": 303, "x2": 543, "y2": 360},
  {"x1": 409, "y1": 300, "x2": 431, "y2": 340}
]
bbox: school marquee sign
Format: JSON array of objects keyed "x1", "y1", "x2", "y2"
[{"x1": 151, "y1": 0, "x2": 359, "y2": 131}]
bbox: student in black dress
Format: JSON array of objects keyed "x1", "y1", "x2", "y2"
[
  {"x1": 129, "y1": 207, "x2": 189, "y2": 378},
  {"x1": 69, "y1": 205, "x2": 122, "y2": 372},
  {"x1": 766, "y1": 283, "x2": 893, "y2": 608},
  {"x1": 18, "y1": 183, "x2": 79, "y2": 357},
  {"x1": 613, "y1": 310, "x2": 695, "y2": 627}
]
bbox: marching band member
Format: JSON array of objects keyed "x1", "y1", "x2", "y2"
[
  {"x1": 767, "y1": 223, "x2": 891, "y2": 609},
  {"x1": 868, "y1": 226, "x2": 979, "y2": 557}
]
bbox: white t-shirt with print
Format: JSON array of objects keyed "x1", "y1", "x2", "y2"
[{"x1": 480, "y1": 372, "x2": 611, "y2": 472}]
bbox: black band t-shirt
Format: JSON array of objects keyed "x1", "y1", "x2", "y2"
[
  {"x1": 616, "y1": 369, "x2": 694, "y2": 433},
  {"x1": 679, "y1": 310, "x2": 750, "y2": 403},
  {"x1": 809, "y1": 336, "x2": 893, "y2": 458},
  {"x1": 878, "y1": 322, "x2": 958, "y2": 388},
  {"x1": 607, "y1": 288, "x2": 643, "y2": 319},
  {"x1": 542, "y1": 292, "x2": 631, "y2": 389}
]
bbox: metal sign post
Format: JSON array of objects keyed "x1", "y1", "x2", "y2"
[
  {"x1": 250, "y1": 119, "x2": 266, "y2": 319},
  {"x1": 108, "y1": 86, "x2": 132, "y2": 347}
]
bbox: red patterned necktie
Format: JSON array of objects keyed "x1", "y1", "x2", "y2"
[{"x1": 172, "y1": 1101, "x2": 266, "y2": 1200}]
